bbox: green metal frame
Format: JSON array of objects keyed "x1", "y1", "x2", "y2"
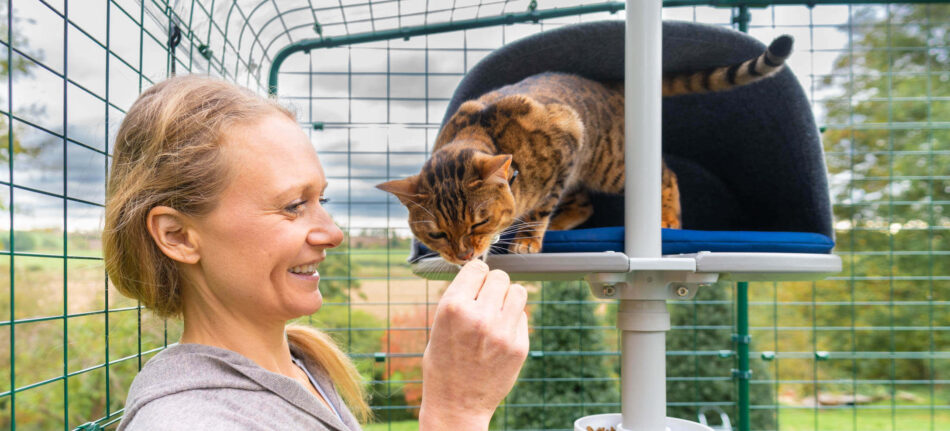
[
  {"x1": 266, "y1": 0, "x2": 950, "y2": 95},
  {"x1": 2, "y1": 1, "x2": 948, "y2": 430}
]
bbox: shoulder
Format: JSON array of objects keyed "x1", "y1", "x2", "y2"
[
  {"x1": 118, "y1": 344, "x2": 266, "y2": 430},
  {"x1": 119, "y1": 387, "x2": 342, "y2": 431},
  {"x1": 124, "y1": 344, "x2": 261, "y2": 401}
]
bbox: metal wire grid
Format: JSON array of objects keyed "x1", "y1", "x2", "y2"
[
  {"x1": 0, "y1": 0, "x2": 255, "y2": 428},
  {"x1": 0, "y1": 0, "x2": 947, "y2": 430}
]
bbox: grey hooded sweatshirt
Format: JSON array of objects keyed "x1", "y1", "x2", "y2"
[{"x1": 117, "y1": 343, "x2": 362, "y2": 431}]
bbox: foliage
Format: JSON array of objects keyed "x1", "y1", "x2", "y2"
[
  {"x1": 667, "y1": 284, "x2": 776, "y2": 429},
  {"x1": 500, "y1": 281, "x2": 620, "y2": 429},
  {"x1": 318, "y1": 232, "x2": 362, "y2": 302},
  {"x1": 814, "y1": 3, "x2": 950, "y2": 388},
  {"x1": 378, "y1": 305, "x2": 430, "y2": 416},
  {"x1": 0, "y1": 6, "x2": 52, "y2": 211}
]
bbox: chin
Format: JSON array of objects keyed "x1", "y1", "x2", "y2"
[{"x1": 285, "y1": 291, "x2": 323, "y2": 318}]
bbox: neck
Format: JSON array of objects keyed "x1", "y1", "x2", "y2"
[
  {"x1": 439, "y1": 133, "x2": 495, "y2": 155},
  {"x1": 179, "y1": 281, "x2": 297, "y2": 377}
]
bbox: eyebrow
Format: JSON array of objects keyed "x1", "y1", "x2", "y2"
[{"x1": 276, "y1": 181, "x2": 329, "y2": 202}]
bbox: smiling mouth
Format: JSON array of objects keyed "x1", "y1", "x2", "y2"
[{"x1": 289, "y1": 262, "x2": 320, "y2": 276}]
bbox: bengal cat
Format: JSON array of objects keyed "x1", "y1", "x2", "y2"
[{"x1": 378, "y1": 35, "x2": 793, "y2": 265}]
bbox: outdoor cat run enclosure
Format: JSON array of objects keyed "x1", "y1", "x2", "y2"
[{"x1": 1, "y1": 0, "x2": 948, "y2": 430}]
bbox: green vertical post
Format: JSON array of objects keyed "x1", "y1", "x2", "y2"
[
  {"x1": 6, "y1": 1, "x2": 15, "y2": 429},
  {"x1": 734, "y1": 8, "x2": 753, "y2": 430},
  {"x1": 733, "y1": 9, "x2": 752, "y2": 431},
  {"x1": 735, "y1": 282, "x2": 751, "y2": 431}
]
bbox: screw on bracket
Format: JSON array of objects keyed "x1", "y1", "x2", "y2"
[
  {"x1": 675, "y1": 285, "x2": 690, "y2": 297},
  {"x1": 602, "y1": 284, "x2": 616, "y2": 297},
  {"x1": 731, "y1": 369, "x2": 753, "y2": 380},
  {"x1": 198, "y1": 44, "x2": 214, "y2": 60}
]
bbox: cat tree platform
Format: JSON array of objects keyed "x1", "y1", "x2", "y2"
[{"x1": 411, "y1": 228, "x2": 840, "y2": 282}]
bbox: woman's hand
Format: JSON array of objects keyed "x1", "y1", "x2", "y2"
[{"x1": 419, "y1": 260, "x2": 529, "y2": 431}]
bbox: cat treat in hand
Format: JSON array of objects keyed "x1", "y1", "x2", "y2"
[{"x1": 378, "y1": 35, "x2": 793, "y2": 265}]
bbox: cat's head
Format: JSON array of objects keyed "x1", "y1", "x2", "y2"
[{"x1": 377, "y1": 149, "x2": 515, "y2": 265}]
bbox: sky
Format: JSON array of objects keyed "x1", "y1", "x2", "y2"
[{"x1": 1, "y1": 1, "x2": 857, "y2": 234}]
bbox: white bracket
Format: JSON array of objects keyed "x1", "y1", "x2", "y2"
[{"x1": 587, "y1": 258, "x2": 719, "y2": 301}]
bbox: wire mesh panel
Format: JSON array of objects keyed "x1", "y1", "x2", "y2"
[
  {"x1": 1, "y1": 1, "x2": 948, "y2": 430},
  {"x1": 0, "y1": 0, "x2": 261, "y2": 428}
]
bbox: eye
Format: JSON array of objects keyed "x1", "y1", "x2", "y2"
[
  {"x1": 319, "y1": 197, "x2": 330, "y2": 205},
  {"x1": 284, "y1": 200, "x2": 308, "y2": 215},
  {"x1": 471, "y1": 218, "x2": 490, "y2": 230},
  {"x1": 428, "y1": 232, "x2": 447, "y2": 240}
]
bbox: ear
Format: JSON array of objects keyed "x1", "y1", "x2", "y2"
[
  {"x1": 146, "y1": 206, "x2": 201, "y2": 265},
  {"x1": 376, "y1": 176, "x2": 428, "y2": 202},
  {"x1": 493, "y1": 95, "x2": 536, "y2": 116},
  {"x1": 473, "y1": 154, "x2": 513, "y2": 187}
]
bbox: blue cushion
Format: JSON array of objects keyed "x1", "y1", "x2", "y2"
[
  {"x1": 410, "y1": 228, "x2": 835, "y2": 262},
  {"x1": 540, "y1": 227, "x2": 835, "y2": 255}
]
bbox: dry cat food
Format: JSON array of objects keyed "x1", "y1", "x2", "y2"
[{"x1": 585, "y1": 427, "x2": 616, "y2": 431}]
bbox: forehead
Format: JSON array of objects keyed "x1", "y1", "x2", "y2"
[
  {"x1": 421, "y1": 148, "x2": 475, "y2": 188},
  {"x1": 219, "y1": 113, "x2": 325, "y2": 198}
]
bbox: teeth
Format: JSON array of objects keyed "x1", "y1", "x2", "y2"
[{"x1": 289, "y1": 263, "x2": 319, "y2": 275}]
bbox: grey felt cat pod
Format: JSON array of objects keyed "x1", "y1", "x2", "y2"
[
  {"x1": 410, "y1": 14, "x2": 841, "y2": 431},
  {"x1": 410, "y1": 19, "x2": 839, "y2": 282}
]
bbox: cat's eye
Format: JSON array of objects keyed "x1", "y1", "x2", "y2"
[
  {"x1": 472, "y1": 218, "x2": 490, "y2": 230},
  {"x1": 428, "y1": 232, "x2": 447, "y2": 240}
]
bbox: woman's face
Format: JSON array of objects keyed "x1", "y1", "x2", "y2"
[{"x1": 189, "y1": 112, "x2": 343, "y2": 322}]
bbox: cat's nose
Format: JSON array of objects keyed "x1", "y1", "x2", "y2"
[{"x1": 456, "y1": 248, "x2": 474, "y2": 261}]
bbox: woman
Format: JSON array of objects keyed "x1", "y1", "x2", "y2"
[{"x1": 106, "y1": 75, "x2": 529, "y2": 430}]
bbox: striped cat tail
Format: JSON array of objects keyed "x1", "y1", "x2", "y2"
[{"x1": 662, "y1": 35, "x2": 794, "y2": 97}]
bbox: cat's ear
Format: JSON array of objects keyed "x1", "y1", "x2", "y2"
[
  {"x1": 472, "y1": 154, "x2": 513, "y2": 187},
  {"x1": 376, "y1": 176, "x2": 428, "y2": 202}
]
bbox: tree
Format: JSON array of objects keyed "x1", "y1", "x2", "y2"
[
  {"x1": 0, "y1": 5, "x2": 57, "y2": 211},
  {"x1": 813, "y1": 3, "x2": 949, "y2": 390},
  {"x1": 667, "y1": 285, "x2": 775, "y2": 430},
  {"x1": 500, "y1": 281, "x2": 620, "y2": 429}
]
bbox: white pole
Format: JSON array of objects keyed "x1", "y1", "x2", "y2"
[
  {"x1": 618, "y1": 300, "x2": 670, "y2": 431},
  {"x1": 625, "y1": 0, "x2": 663, "y2": 259},
  {"x1": 623, "y1": 1, "x2": 666, "y2": 431}
]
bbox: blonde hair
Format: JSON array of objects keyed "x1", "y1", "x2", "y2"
[{"x1": 104, "y1": 74, "x2": 371, "y2": 422}]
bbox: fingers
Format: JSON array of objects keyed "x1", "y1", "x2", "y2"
[
  {"x1": 443, "y1": 260, "x2": 489, "y2": 301},
  {"x1": 475, "y1": 269, "x2": 510, "y2": 304},
  {"x1": 514, "y1": 311, "x2": 529, "y2": 356},
  {"x1": 502, "y1": 283, "x2": 528, "y2": 323}
]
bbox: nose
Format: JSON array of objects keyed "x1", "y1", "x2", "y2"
[
  {"x1": 456, "y1": 247, "x2": 474, "y2": 261},
  {"x1": 307, "y1": 206, "x2": 344, "y2": 248}
]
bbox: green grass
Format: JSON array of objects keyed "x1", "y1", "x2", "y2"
[
  {"x1": 364, "y1": 419, "x2": 419, "y2": 431},
  {"x1": 348, "y1": 249, "x2": 413, "y2": 278},
  {"x1": 776, "y1": 386, "x2": 950, "y2": 430},
  {"x1": 778, "y1": 407, "x2": 950, "y2": 431},
  {"x1": 357, "y1": 402, "x2": 950, "y2": 431},
  {"x1": 361, "y1": 411, "x2": 950, "y2": 431},
  {"x1": 358, "y1": 409, "x2": 950, "y2": 431}
]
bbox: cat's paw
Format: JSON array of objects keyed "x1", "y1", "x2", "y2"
[{"x1": 510, "y1": 237, "x2": 542, "y2": 254}]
